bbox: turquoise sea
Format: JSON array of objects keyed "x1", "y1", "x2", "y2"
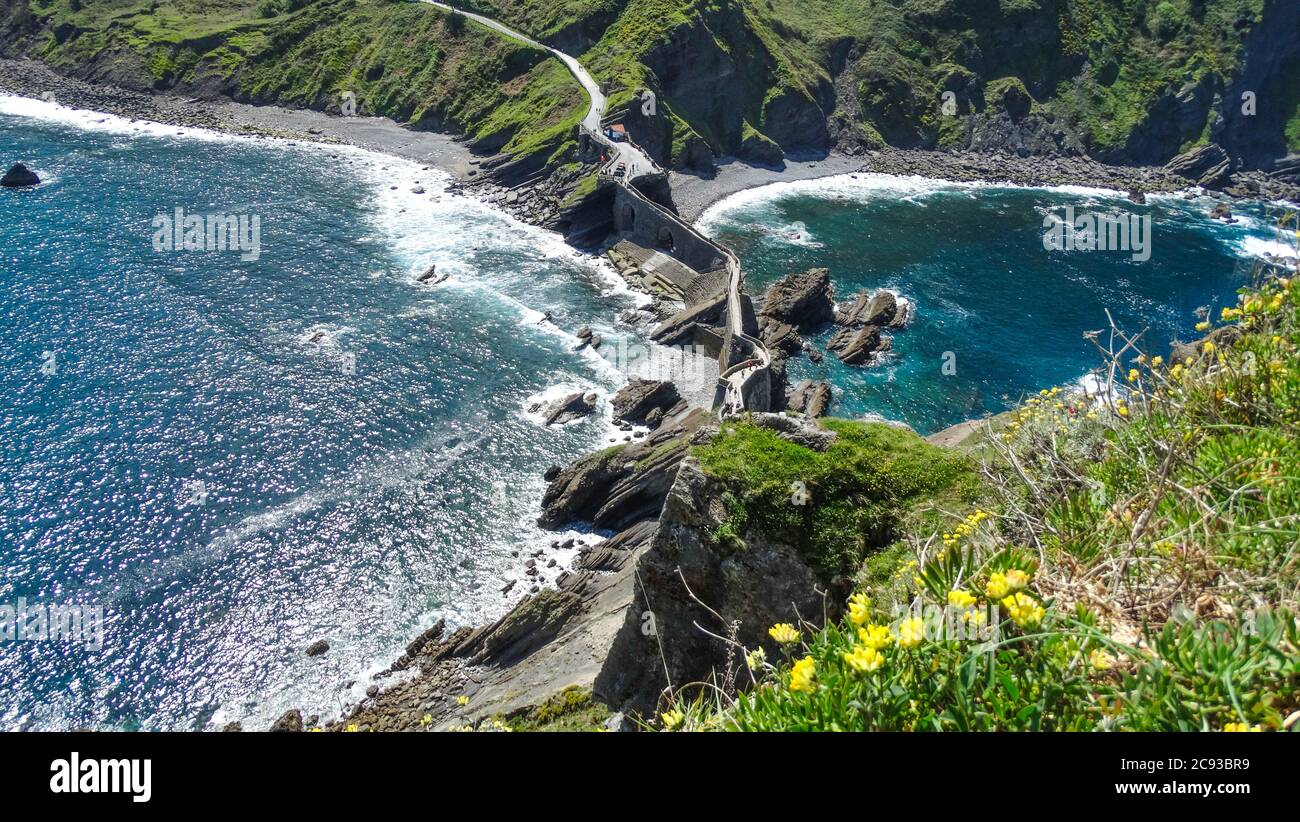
[{"x1": 699, "y1": 173, "x2": 1296, "y2": 433}]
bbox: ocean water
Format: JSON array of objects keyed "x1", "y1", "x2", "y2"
[
  {"x1": 0, "y1": 97, "x2": 665, "y2": 730},
  {"x1": 699, "y1": 173, "x2": 1298, "y2": 433}
]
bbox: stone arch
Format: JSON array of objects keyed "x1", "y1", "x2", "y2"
[
  {"x1": 622, "y1": 204, "x2": 636, "y2": 231},
  {"x1": 656, "y1": 225, "x2": 675, "y2": 251}
]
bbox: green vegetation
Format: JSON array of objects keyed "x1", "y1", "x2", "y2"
[
  {"x1": 12, "y1": 0, "x2": 586, "y2": 167},
  {"x1": 502, "y1": 686, "x2": 611, "y2": 731},
  {"x1": 669, "y1": 245, "x2": 1300, "y2": 731},
  {"x1": 695, "y1": 418, "x2": 980, "y2": 576}
]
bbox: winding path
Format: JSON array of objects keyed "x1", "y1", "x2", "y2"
[{"x1": 421, "y1": 1, "x2": 770, "y2": 414}]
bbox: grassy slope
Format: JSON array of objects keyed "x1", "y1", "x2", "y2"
[{"x1": 10, "y1": 0, "x2": 586, "y2": 165}]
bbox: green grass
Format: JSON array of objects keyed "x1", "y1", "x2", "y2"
[
  {"x1": 502, "y1": 686, "x2": 611, "y2": 731},
  {"x1": 694, "y1": 418, "x2": 980, "y2": 576}
]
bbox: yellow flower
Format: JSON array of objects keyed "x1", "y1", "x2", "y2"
[
  {"x1": 420, "y1": 714, "x2": 433, "y2": 726},
  {"x1": 745, "y1": 646, "x2": 767, "y2": 670},
  {"x1": 345, "y1": 724, "x2": 359, "y2": 733},
  {"x1": 1195, "y1": 321, "x2": 1210, "y2": 332},
  {"x1": 1001, "y1": 593, "x2": 1045, "y2": 629},
  {"x1": 1089, "y1": 649, "x2": 1115, "y2": 671},
  {"x1": 456, "y1": 695, "x2": 470, "y2": 706},
  {"x1": 896, "y1": 617, "x2": 926, "y2": 649},
  {"x1": 843, "y1": 644, "x2": 885, "y2": 675},
  {"x1": 947, "y1": 590, "x2": 978, "y2": 609},
  {"x1": 857, "y1": 623, "x2": 894, "y2": 650},
  {"x1": 789, "y1": 656, "x2": 817, "y2": 692},
  {"x1": 1221, "y1": 722, "x2": 1261, "y2": 733},
  {"x1": 1202, "y1": 341, "x2": 1215, "y2": 354},
  {"x1": 985, "y1": 569, "x2": 1028, "y2": 599},
  {"x1": 847, "y1": 592, "x2": 872, "y2": 627},
  {"x1": 1116, "y1": 403, "x2": 1129, "y2": 417},
  {"x1": 1127, "y1": 368, "x2": 1139, "y2": 383},
  {"x1": 768, "y1": 623, "x2": 800, "y2": 645},
  {"x1": 660, "y1": 709, "x2": 685, "y2": 730},
  {"x1": 1151, "y1": 355, "x2": 1163, "y2": 367}
]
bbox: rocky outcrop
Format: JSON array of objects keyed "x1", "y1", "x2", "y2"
[
  {"x1": 596, "y1": 445, "x2": 844, "y2": 716},
  {"x1": 537, "y1": 409, "x2": 710, "y2": 530},
  {"x1": 532, "y1": 391, "x2": 599, "y2": 426},
  {"x1": 1, "y1": 163, "x2": 39, "y2": 187},
  {"x1": 611, "y1": 378, "x2": 682, "y2": 425},
  {"x1": 269, "y1": 709, "x2": 304, "y2": 732},
  {"x1": 304, "y1": 639, "x2": 330, "y2": 657},
  {"x1": 838, "y1": 289, "x2": 898, "y2": 328},
  {"x1": 759, "y1": 267, "x2": 836, "y2": 331},
  {"x1": 1166, "y1": 144, "x2": 1234, "y2": 189},
  {"x1": 828, "y1": 323, "x2": 891, "y2": 365},
  {"x1": 786, "y1": 380, "x2": 832, "y2": 418}
]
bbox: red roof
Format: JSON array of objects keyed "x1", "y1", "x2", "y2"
[{"x1": 610, "y1": 124, "x2": 627, "y2": 133}]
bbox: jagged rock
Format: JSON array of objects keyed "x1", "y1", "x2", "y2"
[
  {"x1": 222, "y1": 722, "x2": 242, "y2": 732},
  {"x1": 575, "y1": 325, "x2": 593, "y2": 340},
  {"x1": 1170, "y1": 325, "x2": 1243, "y2": 365},
  {"x1": 1128, "y1": 188, "x2": 1146, "y2": 205},
  {"x1": 305, "y1": 639, "x2": 330, "y2": 657},
  {"x1": 269, "y1": 709, "x2": 304, "y2": 732},
  {"x1": 533, "y1": 391, "x2": 599, "y2": 425},
  {"x1": 1165, "y1": 144, "x2": 1233, "y2": 188},
  {"x1": 827, "y1": 324, "x2": 890, "y2": 365},
  {"x1": 1209, "y1": 202, "x2": 1235, "y2": 223},
  {"x1": 543, "y1": 464, "x2": 562, "y2": 481},
  {"x1": 838, "y1": 289, "x2": 896, "y2": 327},
  {"x1": 1, "y1": 163, "x2": 39, "y2": 187},
  {"x1": 644, "y1": 407, "x2": 664, "y2": 428},
  {"x1": 404, "y1": 619, "x2": 445, "y2": 659},
  {"x1": 759, "y1": 267, "x2": 835, "y2": 331},
  {"x1": 759, "y1": 318, "x2": 803, "y2": 355},
  {"x1": 749, "y1": 411, "x2": 838, "y2": 451},
  {"x1": 611, "y1": 378, "x2": 680, "y2": 425},
  {"x1": 786, "y1": 380, "x2": 833, "y2": 417}
]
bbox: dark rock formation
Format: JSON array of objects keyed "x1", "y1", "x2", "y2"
[
  {"x1": 304, "y1": 639, "x2": 330, "y2": 657},
  {"x1": 838, "y1": 289, "x2": 897, "y2": 327},
  {"x1": 759, "y1": 267, "x2": 836, "y2": 331},
  {"x1": 611, "y1": 378, "x2": 681, "y2": 425},
  {"x1": 828, "y1": 323, "x2": 891, "y2": 365},
  {"x1": 786, "y1": 380, "x2": 833, "y2": 417},
  {"x1": 269, "y1": 709, "x2": 304, "y2": 732},
  {"x1": 1210, "y1": 202, "x2": 1235, "y2": 223},
  {"x1": 1166, "y1": 144, "x2": 1234, "y2": 189},
  {"x1": 1, "y1": 163, "x2": 39, "y2": 187},
  {"x1": 532, "y1": 391, "x2": 599, "y2": 426}
]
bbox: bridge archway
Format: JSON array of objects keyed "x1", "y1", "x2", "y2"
[{"x1": 656, "y1": 225, "x2": 675, "y2": 251}]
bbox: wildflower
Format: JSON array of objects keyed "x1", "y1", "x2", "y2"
[
  {"x1": 1221, "y1": 722, "x2": 1261, "y2": 733},
  {"x1": 1151, "y1": 355, "x2": 1163, "y2": 367},
  {"x1": 789, "y1": 656, "x2": 817, "y2": 692},
  {"x1": 847, "y1": 592, "x2": 872, "y2": 626},
  {"x1": 843, "y1": 644, "x2": 885, "y2": 675},
  {"x1": 345, "y1": 724, "x2": 359, "y2": 733},
  {"x1": 420, "y1": 714, "x2": 433, "y2": 727},
  {"x1": 660, "y1": 709, "x2": 684, "y2": 730},
  {"x1": 1089, "y1": 649, "x2": 1115, "y2": 671},
  {"x1": 896, "y1": 617, "x2": 926, "y2": 649},
  {"x1": 1116, "y1": 403, "x2": 1129, "y2": 418},
  {"x1": 456, "y1": 695, "x2": 470, "y2": 706},
  {"x1": 1195, "y1": 321, "x2": 1210, "y2": 332},
  {"x1": 1002, "y1": 593, "x2": 1045, "y2": 629},
  {"x1": 857, "y1": 624, "x2": 893, "y2": 650},
  {"x1": 1169, "y1": 363, "x2": 1184, "y2": 379},
  {"x1": 745, "y1": 646, "x2": 767, "y2": 670},
  {"x1": 769, "y1": 623, "x2": 800, "y2": 645},
  {"x1": 1202, "y1": 341, "x2": 1215, "y2": 354},
  {"x1": 947, "y1": 590, "x2": 977, "y2": 609},
  {"x1": 985, "y1": 569, "x2": 1027, "y2": 599},
  {"x1": 1127, "y1": 368, "x2": 1139, "y2": 383}
]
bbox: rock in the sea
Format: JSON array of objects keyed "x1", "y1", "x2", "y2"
[
  {"x1": 1209, "y1": 202, "x2": 1235, "y2": 223},
  {"x1": 611, "y1": 378, "x2": 681, "y2": 425},
  {"x1": 759, "y1": 318, "x2": 803, "y2": 356},
  {"x1": 1127, "y1": 188, "x2": 1146, "y2": 205},
  {"x1": 759, "y1": 267, "x2": 835, "y2": 331},
  {"x1": 305, "y1": 639, "x2": 330, "y2": 657},
  {"x1": 222, "y1": 722, "x2": 243, "y2": 732},
  {"x1": 1, "y1": 163, "x2": 40, "y2": 187},
  {"x1": 838, "y1": 289, "x2": 897, "y2": 327},
  {"x1": 534, "y1": 391, "x2": 598, "y2": 425},
  {"x1": 269, "y1": 709, "x2": 304, "y2": 732},
  {"x1": 827, "y1": 323, "x2": 890, "y2": 365},
  {"x1": 786, "y1": 380, "x2": 833, "y2": 417}
]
